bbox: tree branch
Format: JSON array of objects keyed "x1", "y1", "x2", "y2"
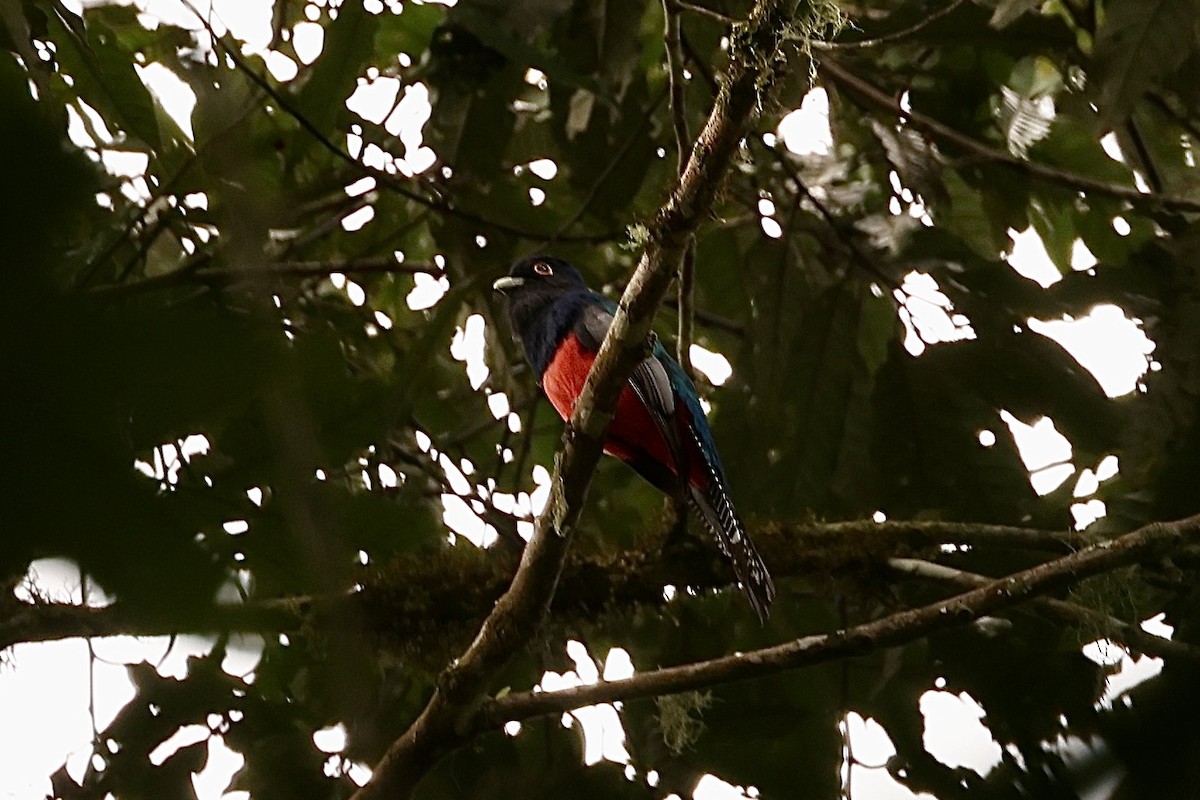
[
  {"x1": 349, "y1": 3, "x2": 799, "y2": 796},
  {"x1": 476, "y1": 513, "x2": 1200, "y2": 725},
  {"x1": 886, "y1": 557, "x2": 1200, "y2": 663},
  {"x1": 820, "y1": 59, "x2": 1200, "y2": 213},
  {"x1": 0, "y1": 596, "x2": 308, "y2": 651},
  {"x1": 88, "y1": 257, "x2": 439, "y2": 297},
  {"x1": 0, "y1": 518, "x2": 1101, "y2": 651}
]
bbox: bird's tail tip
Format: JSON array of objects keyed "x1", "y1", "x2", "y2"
[
  {"x1": 687, "y1": 486, "x2": 776, "y2": 623},
  {"x1": 741, "y1": 556, "x2": 776, "y2": 624}
]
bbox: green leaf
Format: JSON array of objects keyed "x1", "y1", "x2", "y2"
[
  {"x1": 374, "y1": 1, "x2": 446, "y2": 59},
  {"x1": 718, "y1": 237, "x2": 889, "y2": 516},
  {"x1": 47, "y1": 4, "x2": 163, "y2": 149},
  {"x1": 938, "y1": 170, "x2": 1005, "y2": 258},
  {"x1": 989, "y1": 0, "x2": 1043, "y2": 29},
  {"x1": 1091, "y1": 0, "x2": 1200, "y2": 130},
  {"x1": 857, "y1": 288, "x2": 900, "y2": 376},
  {"x1": 419, "y1": 719, "x2": 657, "y2": 800},
  {"x1": 1027, "y1": 196, "x2": 1076, "y2": 275}
]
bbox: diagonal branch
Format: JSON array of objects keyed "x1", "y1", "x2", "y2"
[
  {"x1": 88, "y1": 257, "x2": 439, "y2": 297},
  {"x1": 675, "y1": 0, "x2": 738, "y2": 25},
  {"x1": 886, "y1": 557, "x2": 1200, "y2": 663},
  {"x1": 820, "y1": 59, "x2": 1200, "y2": 213},
  {"x1": 349, "y1": 2, "x2": 799, "y2": 797},
  {"x1": 476, "y1": 513, "x2": 1200, "y2": 725},
  {"x1": 814, "y1": 0, "x2": 969, "y2": 50}
]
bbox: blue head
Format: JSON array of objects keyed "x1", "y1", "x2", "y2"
[{"x1": 493, "y1": 255, "x2": 592, "y2": 374}]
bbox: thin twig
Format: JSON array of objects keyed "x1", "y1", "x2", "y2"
[
  {"x1": 89, "y1": 257, "x2": 439, "y2": 297},
  {"x1": 1148, "y1": 93, "x2": 1200, "y2": 145},
  {"x1": 663, "y1": 296, "x2": 745, "y2": 335},
  {"x1": 80, "y1": 570, "x2": 100, "y2": 757},
  {"x1": 1124, "y1": 118, "x2": 1163, "y2": 194},
  {"x1": 664, "y1": 0, "x2": 691, "y2": 178},
  {"x1": 675, "y1": 0, "x2": 738, "y2": 25},
  {"x1": 887, "y1": 557, "x2": 1200, "y2": 662},
  {"x1": 820, "y1": 59, "x2": 1200, "y2": 213},
  {"x1": 815, "y1": 0, "x2": 969, "y2": 50},
  {"x1": 676, "y1": 242, "x2": 697, "y2": 376},
  {"x1": 664, "y1": 0, "x2": 698, "y2": 379}
]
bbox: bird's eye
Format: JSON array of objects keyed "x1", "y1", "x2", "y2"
[{"x1": 533, "y1": 261, "x2": 554, "y2": 276}]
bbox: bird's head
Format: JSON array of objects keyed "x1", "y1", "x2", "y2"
[
  {"x1": 493, "y1": 256, "x2": 591, "y2": 362},
  {"x1": 492, "y1": 255, "x2": 586, "y2": 297}
]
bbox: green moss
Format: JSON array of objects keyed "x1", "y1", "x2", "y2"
[
  {"x1": 656, "y1": 689, "x2": 715, "y2": 753},
  {"x1": 786, "y1": 0, "x2": 852, "y2": 81}
]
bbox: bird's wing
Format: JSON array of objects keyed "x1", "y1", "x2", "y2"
[
  {"x1": 580, "y1": 299, "x2": 774, "y2": 620},
  {"x1": 655, "y1": 339, "x2": 776, "y2": 621},
  {"x1": 575, "y1": 301, "x2": 684, "y2": 471}
]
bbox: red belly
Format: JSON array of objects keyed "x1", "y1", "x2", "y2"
[{"x1": 542, "y1": 334, "x2": 704, "y2": 486}]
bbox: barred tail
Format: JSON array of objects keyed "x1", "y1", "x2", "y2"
[{"x1": 688, "y1": 482, "x2": 776, "y2": 622}]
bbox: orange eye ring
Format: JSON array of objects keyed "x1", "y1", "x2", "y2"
[{"x1": 533, "y1": 261, "x2": 554, "y2": 276}]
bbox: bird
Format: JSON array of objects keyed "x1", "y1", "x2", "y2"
[{"x1": 493, "y1": 255, "x2": 775, "y2": 620}]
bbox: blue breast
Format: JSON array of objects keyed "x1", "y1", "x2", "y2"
[{"x1": 523, "y1": 290, "x2": 592, "y2": 377}]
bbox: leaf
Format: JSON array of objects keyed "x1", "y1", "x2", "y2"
[
  {"x1": 46, "y1": 3, "x2": 163, "y2": 149},
  {"x1": 418, "y1": 718, "x2": 657, "y2": 800},
  {"x1": 617, "y1": 595, "x2": 844, "y2": 797},
  {"x1": 937, "y1": 170, "x2": 1005, "y2": 259},
  {"x1": 425, "y1": 60, "x2": 523, "y2": 178},
  {"x1": 857, "y1": 288, "x2": 899, "y2": 376},
  {"x1": 989, "y1": 0, "x2": 1043, "y2": 29},
  {"x1": 870, "y1": 119, "x2": 945, "y2": 206},
  {"x1": 1028, "y1": 115, "x2": 1134, "y2": 185},
  {"x1": 1123, "y1": 104, "x2": 1200, "y2": 198},
  {"x1": 550, "y1": 0, "x2": 646, "y2": 98},
  {"x1": 374, "y1": 1, "x2": 446, "y2": 59},
  {"x1": 1027, "y1": 196, "x2": 1076, "y2": 275},
  {"x1": 996, "y1": 85, "x2": 1053, "y2": 157},
  {"x1": 1091, "y1": 0, "x2": 1200, "y2": 130}
]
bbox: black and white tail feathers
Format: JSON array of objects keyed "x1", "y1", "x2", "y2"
[{"x1": 685, "y1": 427, "x2": 775, "y2": 621}]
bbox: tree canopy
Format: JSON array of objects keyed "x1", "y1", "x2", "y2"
[{"x1": 3, "y1": 0, "x2": 1200, "y2": 797}]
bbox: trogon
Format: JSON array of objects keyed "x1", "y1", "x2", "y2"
[{"x1": 493, "y1": 255, "x2": 775, "y2": 620}]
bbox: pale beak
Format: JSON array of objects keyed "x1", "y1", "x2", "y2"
[{"x1": 492, "y1": 276, "x2": 525, "y2": 294}]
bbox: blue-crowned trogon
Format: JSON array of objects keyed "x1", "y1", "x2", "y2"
[{"x1": 494, "y1": 256, "x2": 775, "y2": 620}]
